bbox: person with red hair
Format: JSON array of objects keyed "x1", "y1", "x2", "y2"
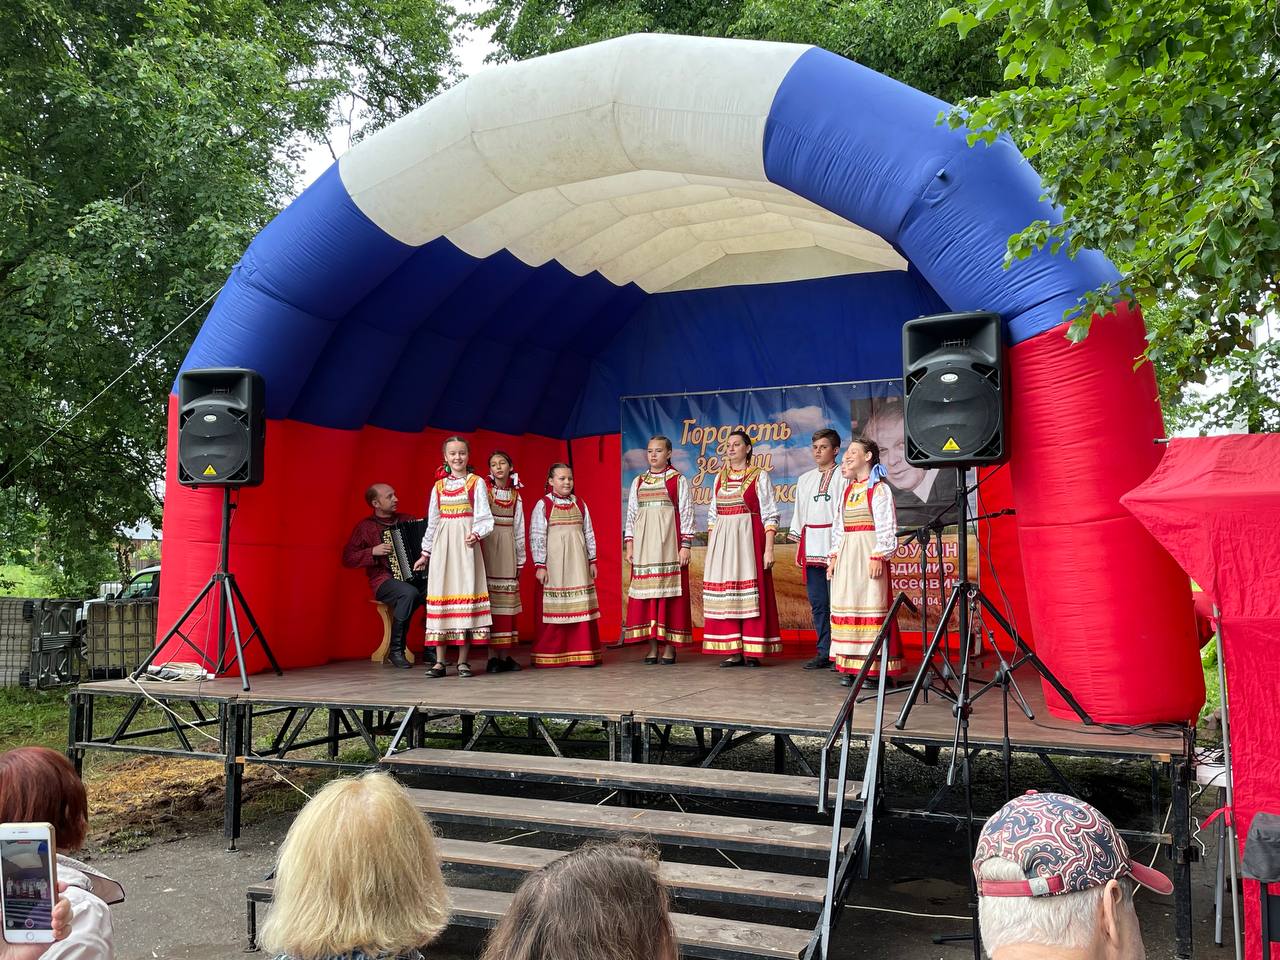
[{"x1": 0, "y1": 748, "x2": 123, "y2": 959}]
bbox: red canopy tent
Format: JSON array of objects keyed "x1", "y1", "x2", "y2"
[{"x1": 1123, "y1": 434, "x2": 1280, "y2": 960}]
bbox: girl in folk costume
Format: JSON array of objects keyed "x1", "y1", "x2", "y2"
[
  {"x1": 413, "y1": 437, "x2": 493, "y2": 679},
  {"x1": 623, "y1": 436, "x2": 694, "y2": 664},
  {"x1": 482, "y1": 451, "x2": 526, "y2": 674},
  {"x1": 702, "y1": 429, "x2": 782, "y2": 667},
  {"x1": 827, "y1": 437, "x2": 902, "y2": 685},
  {"x1": 529, "y1": 464, "x2": 603, "y2": 668}
]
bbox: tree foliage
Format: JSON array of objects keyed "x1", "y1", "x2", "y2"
[
  {"x1": 0, "y1": 0, "x2": 457, "y2": 593},
  {"x1": 940, "y1": 0, "x2": 1280, "y2": 432},
  {"x1": 477, "y1": 0, "x2": 1008, "y2": 105}
]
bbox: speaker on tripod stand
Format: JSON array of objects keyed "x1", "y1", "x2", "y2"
[
  {"x1": 894, "y1": 312, "x2": 1093, "y2": 958},
  {"x1": 134, "y1": 368, "x2": 282, "y2": 691}
]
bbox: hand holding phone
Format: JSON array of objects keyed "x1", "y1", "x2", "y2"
[{"x1": 0, "y1": 823, "x2": 58, "y2": 946}]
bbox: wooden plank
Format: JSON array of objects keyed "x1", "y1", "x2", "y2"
[
  {"x1": 245, "y1": 838, "x2": 825, "y2": 911},
  {"x1": 384, "y1": 747, "x2": 847, "y2": 805},
  {"x1": 446, "y1": 887, "x2": 812, "y2": 960},
  {"x1": 406, "y1": 788, "x2": 849, "y2": 859},
  {"x1": 440, "y1": 838, "x2": 824, "y2": 910}
]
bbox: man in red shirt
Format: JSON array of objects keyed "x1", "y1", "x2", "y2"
[{"x1": 341, "y1": 483, "x2": 432, "y2": 668}]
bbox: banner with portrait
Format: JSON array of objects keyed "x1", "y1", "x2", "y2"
[{"x1": 620, "y1": 380, "x2": 977, "y2": 638}]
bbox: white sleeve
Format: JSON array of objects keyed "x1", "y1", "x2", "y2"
[
  {"x1": 872, "y1": 483, "x2": 898, "y2": 559},
  {"x1": 530, "y1": 500, "x2": 548, "y2": 567},
  {"x1": 829, "y1": 491, "x2": 845, "y2": 560},
  {"x1": 706, "y1": 475, "x2": 719, "y2": 530},
  {"x1": 471, "y1": 477, "x2": 494, "y2": 539},
  {"x1": 623, "y1": 478, "x2": 639, "y2": 541},
  {"x1": 581, "y1": 500, "x2": 597, "y2": 561},
  {"x1": 788, "y1": 474, "x2": 807, "y2": 542},
  {"x1": 421, "y1": 485, "x2": 440, "y2": 556},
  {"x1": 514, "y1": 494, "x2": 527, "y2": 568},
  {"x1": 678, "y1": 475, "x2": 694, "y2": 547},
  {"x1": 44, "y1": 888, "x2": 113, "y2": 960},
  {"x1": 758, "y1": 472, "x2": 780, "y2": 531}
]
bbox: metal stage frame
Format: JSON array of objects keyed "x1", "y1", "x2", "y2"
[{"x1": 66, "y1": 659, "x2": 1199, "y2": 958}]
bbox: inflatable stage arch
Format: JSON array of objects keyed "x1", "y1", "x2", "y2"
[{"x1": 161, "y1": 34, "x2": 1204, "y2": 724}]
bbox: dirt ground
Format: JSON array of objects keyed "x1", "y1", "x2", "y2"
[{"x1": 74, "y1": 749, "x2": 1235, "y2": 960}]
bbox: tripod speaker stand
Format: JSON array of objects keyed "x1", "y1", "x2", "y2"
[{"x1": 132, "y1": 487, "x2": 282, "y2": 691}]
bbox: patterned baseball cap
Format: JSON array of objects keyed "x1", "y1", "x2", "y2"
[{"x1": 973, "y1": 791, "x2": 1173, "y2": 897}]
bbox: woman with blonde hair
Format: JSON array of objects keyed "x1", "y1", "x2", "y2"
[
  {"x1": 262, "y1": 772, "x2": 450, "y2": 960},
  {"x1": 480, "y1": 842, "x2": 677, "y2": 960}
]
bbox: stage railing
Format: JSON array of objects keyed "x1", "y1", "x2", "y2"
[{"x1": 810, "y1": 592, "x2": 916, "y2": 960}]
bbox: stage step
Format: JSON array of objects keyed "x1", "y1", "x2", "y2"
[
  {"x1": 249, "y1": 836, "x2": 825, "y2": 912},
  {"x1": 445, "y1": 837, "x2": 824, "y2": 910},
  {"x1": 406, "y1": 787, "x2": 850, "y2": 859},
  {"x1": 248, "y1": 882, "x2": 815, "y2": 959},
  {"x1": 384, "y1": 747, "x2": 850, "y2": 806}
]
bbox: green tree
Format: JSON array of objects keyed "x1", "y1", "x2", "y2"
[
  {"x1": 0, "y1": 0, "x2": 457, "y2": 595},
  {"x1": 477, "y1": 0, "x2": 1007, "y2": 104},
  {"x1": 940, "y1": 0, "x2": 1279, "y2": 432}
]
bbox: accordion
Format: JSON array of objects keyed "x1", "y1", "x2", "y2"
[{"x1": 382, "y1": 519, "x2": 428, "y2": 593}]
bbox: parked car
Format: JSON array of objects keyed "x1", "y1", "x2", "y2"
[{"x1": 75, "y1": 565, "x2": 160, "y2": 633}]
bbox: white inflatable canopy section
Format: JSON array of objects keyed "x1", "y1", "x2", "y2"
[{"x1": 339, "y1": 34, "x2": 905, "y2": 294}]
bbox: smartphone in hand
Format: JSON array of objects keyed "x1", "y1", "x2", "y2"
[{"x1": 1, "y1": 822, "x2": 58, "y2": 945}]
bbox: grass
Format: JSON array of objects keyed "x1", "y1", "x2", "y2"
[{"x1": 0, "y1": 565, "x2": 56, "y2": 597}]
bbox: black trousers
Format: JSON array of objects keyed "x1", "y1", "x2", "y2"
[{"x1": 375, "y1": 579, "x2": 423, "y2": 624}]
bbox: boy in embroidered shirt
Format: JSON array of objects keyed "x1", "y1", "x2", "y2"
[{"x1": 788, "y1": 429, "x2": 845, "y2": 670}]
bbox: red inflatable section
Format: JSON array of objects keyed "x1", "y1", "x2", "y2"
[
  {"x1": 157, "y1": 398, "x2": 568, "y2": 669},
  {"x1": 1008, "y1": 304, "x2": 1203, "y2": 723}
]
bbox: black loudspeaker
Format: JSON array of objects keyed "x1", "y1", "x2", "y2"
[
  {"x1": 902, "y1": 311, "x2": 1005, "y2": 467},
  {"x1": 176, "y1": 368, "x2": 265, "y2": 487}
]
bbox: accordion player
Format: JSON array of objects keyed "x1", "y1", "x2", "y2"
[{"x1": 382, "y1": 519, "x2": 429, "y2": 593}]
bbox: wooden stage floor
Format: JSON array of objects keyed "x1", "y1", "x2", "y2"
[{"x1": 81, "y1": 651, "x2": 1182, "y2": 761}]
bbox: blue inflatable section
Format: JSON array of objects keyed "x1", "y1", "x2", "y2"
[{"x1": 179, "y1": 45, "x2": 1115, "y2": 439}]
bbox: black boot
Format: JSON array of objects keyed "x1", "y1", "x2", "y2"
[{"x1": 386, "y1": 620, "x2": 412, "y2": 669}]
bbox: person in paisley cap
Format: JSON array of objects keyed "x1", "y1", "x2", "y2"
[{"x1": 973, "y1": 791, "x2": 1172, "y2": 960}]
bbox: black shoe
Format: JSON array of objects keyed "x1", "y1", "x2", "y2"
[
  {"x1": 503, "y1": 656, "x2": 523, "y2": 672},
  {"x1": 643, "y1": 655, "x2": 659, "y2": 665},
  {"x1": 745, "y1": 658, "x2": 762, "y2": 668},
  {"x1": 386, "y1": 621, "x2": 412, "y2": 669},
  {"x1": 802, "y1": 655, "x2": 831, "y2": 670},
  {"x1": 719, "y1": 656, "x2": 745, "y2": 668},
  {"x1": 840, "y1": 675, "x2": 853, "y2": 687},
  {"x1": 486, "y1": 657, "x2": 503, "y2": 674}
]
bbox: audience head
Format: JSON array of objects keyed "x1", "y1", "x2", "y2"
[
  {"x1": 480, "y1": 841, "x2": 677, "y2": 960},
  {"x1": 0, "y1": 747, "x2": 88, "y2": 852},
  {"x1": 546, "y1": 462, "x2": 574, "y2": 496},
  {"x1": 364, "y1": 483, "x2": 398, "y2": 516},
  {"x1": 975, "y1": 792, "x2": 1169, "y2": 960},
  {"x1": 261, "y1": 771, "x2": 449, "y2": 960}
]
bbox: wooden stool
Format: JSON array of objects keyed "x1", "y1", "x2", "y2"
[{"x1": 369, "y1": 600, "x2": 415, "y2": 665}]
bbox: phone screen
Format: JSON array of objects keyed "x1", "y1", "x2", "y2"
[{"x1": 1, "y1": 838, "x2": 53, "y2": 932}]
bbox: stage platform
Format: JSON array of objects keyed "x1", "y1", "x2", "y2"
[{"x1": 74, "y1": 652, "x2": 1181, "y2": 760}]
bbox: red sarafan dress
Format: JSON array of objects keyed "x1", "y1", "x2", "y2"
[
  {"x1": 700, "y1": 466, "x2": 782, "y2": 658},
  {"x1": 481, "y1": 481, "x2": 525, "y2": 648},
  {"x1": 623, "y1": 467, "x2": 694, "y2": 647},
  {"x1": 828, "y1": 478, "x2": 902, "y2": 677},
  {"x1": 530, "y1": 493, "x2": 602, "y2": 667}
]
